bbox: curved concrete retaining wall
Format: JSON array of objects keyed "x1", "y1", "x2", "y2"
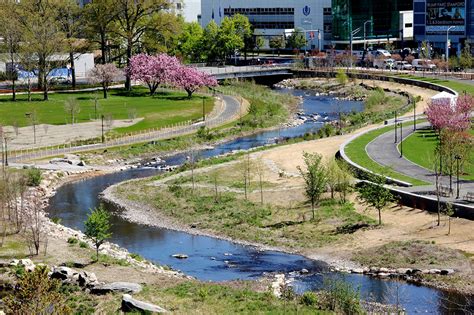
[{"x1": 292, "y1": 70, "x2": 459, "y2": 97}]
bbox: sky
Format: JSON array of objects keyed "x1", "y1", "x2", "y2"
[{"x1": 182, "y1": 0, "x2": 201, "y2": 22}]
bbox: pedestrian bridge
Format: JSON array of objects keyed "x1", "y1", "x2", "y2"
[{"x1": 201, "y1": 65, "x2": 293, "y2": 80}]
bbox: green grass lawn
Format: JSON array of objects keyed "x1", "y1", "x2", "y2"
[
  {"x1": 394, "y1": 74, "x2": 474, "y2": 95},
  {"x1": 0, "y1": 87, "x2": 213, "y2": 134},
  {"x1": 344, "y1": 122, "x2": 430, "y2": 186},
  {"x1": 402, "y1": 128, "x2": 474, "y2": 180}
]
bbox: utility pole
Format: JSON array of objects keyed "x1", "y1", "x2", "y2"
[
  {"x1": 101, "y1": 114, "x2": 105, "y2": 143},
  {"x1": 446, "y1": 26, "x2": 455, "y2": 72}
]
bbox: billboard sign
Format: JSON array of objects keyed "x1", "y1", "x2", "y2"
[{"x1": 426, "y1": 0, "x2": 465, "y2": 34}]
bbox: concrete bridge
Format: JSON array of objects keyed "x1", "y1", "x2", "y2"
[{"x1": 201, "y1": 65, "x2": 293, "y2": 80}]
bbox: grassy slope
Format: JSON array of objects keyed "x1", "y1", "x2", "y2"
[
  {"x1": 344, "y1": 123, "x2": 430, "y2": 186},
  {"x1": 394, "y1": 74, "x2": 474, "y2": 95},
  {"x1": 402, "y1": 128, "x2": 474, "y2": 181},
  {"x1": 0, "y1": 88, "x2": 213, "y2": 134},
  {"x1": 118, "y1": 178, "x2": 375, "y2": 250}
]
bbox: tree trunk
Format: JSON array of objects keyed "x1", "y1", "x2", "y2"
[
  {"x1": 11, "y1": 78, "x2": 16, "y2": 102},
  {"x1": 69, "y1": 51, "x2": 76, "y2": 89},
  {"x1": 96, "y1": 243, "x2": 99, "y2": 261},
  {"x1": 100, "y1": 31, "x2": 107, "y2": 64},
  {"x1": 311, "y1": 200, "x2": 315, "y2": 220},
  {"x1": 187, "y1": 90, "x2": 193, "y2": 99},
  {"x1": 103, "y1": 83, "x2": 107, "y2": 99},
  {"x1": 43, "y1": 73, "x2": 49, "y2": 101},
  {"x1": 125, "y1": 38, "x2": 132, "y2": 91},
  {"x1": 378, "y1": 208, "x2": 382, "y2": 225}
]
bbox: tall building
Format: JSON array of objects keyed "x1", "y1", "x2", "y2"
[
  {"x1": 331, "y1": 0, "x2": 413, "y2": 47},
  {"x1": 200, "y1": 0, "x2": 333, "y2": 50},
  {"x1": 413, "y1": 0, "x2": 473, "y2": 56}
]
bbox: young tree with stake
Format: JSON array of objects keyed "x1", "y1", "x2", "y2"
[
  {"x1": 297, "y1": 152, "x2": 327, "y2": 221},
  {"x1": 84, "y1": 205, "x2": 112, "y2": 261},
  {"x1": 357, "y1": 174, "x2": 393, "y2": 225}
]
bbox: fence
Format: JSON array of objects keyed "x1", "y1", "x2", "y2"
[{"x1": 6, "y1": 93, "x2": 243, "y2": 163}]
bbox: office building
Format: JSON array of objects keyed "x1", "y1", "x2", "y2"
[{"x1": 413, "y1": 0, "x2": 473, "y2": 56}]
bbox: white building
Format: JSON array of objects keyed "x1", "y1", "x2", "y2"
[{"x1": 200, "y1": 0, "x2": 332, "y2": 50}]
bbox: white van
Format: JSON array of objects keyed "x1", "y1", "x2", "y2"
[
  {"x1": 373, "y1": 58, "x2": 395, "y2": 69},
  {"x1": 412, "y1": 59, "x2": 436, "y2": 71}
]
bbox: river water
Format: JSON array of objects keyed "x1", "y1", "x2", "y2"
[{"x1": 46, "y1": 90, "x2": 472, "y2": 314}]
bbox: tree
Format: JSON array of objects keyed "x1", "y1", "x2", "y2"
[
  {"x1": 112, "y1": 0, "x2": 171, "y2": 90},
  {"x1": 16, "y1": 0, "x2": 67, "y2": 101},
  {"x1": 84, "y1": 205, "x2": 112, "y2": 261},
  {"x1": 21, "y1": 192, "x2": 46, "y2": 255},
  {"x1": 173, "y1": 66, "x2": 218, "y2": 98},
  {"x1": 64, "y1": 97, "x2": 81, "y2": 125},
  {"x1": 4, "y1": 266, "x2": 70, "y2": 314},
  {"x1": 128, "y1": 53, "x2": 180, "y2": 95},
  {"x1": 218, "y1": 14, "x2": 251, "y2": 62},
  {"x1": 255, "y1": 158, "x2": 265, "y2": 205},
  {"x1": 176, "y1": 22, "x2": 204, "y2": 62},
  {"x1": 88, "y1": 63, "x2": 122, "y2": 99},
  {"x1": 84, "y1": 0, "x2": 117, "y2": 64},
  {"x1": 443, "y1": 202, "x2": 454, "y2": 236},
  {"x1": 286, "y1": 28, "x2": 307, "y2": 51},
  {"x1": 337, "y1": 162, "x2": 352, "y2": 203},
  {"x1": 326, "y1": 159, "x2": 340, "y2": 199},
  {"x1": 201, "y1": 20, "x2": 221, "y2": 63},
  {"x1": 269, "y1": 35, "x2": 286, "y2": 56},
  {"x1": 0, "y1": 1, "x2": 22, "y2": 101},
  {"x1": 357, "y1": 174, "x2": 393, "y2": 225},
  {"x1": 459, "y1": 43, "x2": 473, "y2": 70},
  {"x1": 297, "y1": 152, "x2": 327, "y2": 220},
  {"x1": 335, "y1": 69, "x2": 348, "y2": 85},
  {"x1": 142, "y1": 11, "x2": 183, "y2": 54},
  {"x1": 57, "y1": 0, "x2": 86, "y2": 89}
]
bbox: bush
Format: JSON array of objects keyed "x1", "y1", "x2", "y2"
[
  {"x1": 67, "y1": 237, "x2": 78, "y2": 245},
  {"x1": 27, "y1": 168, "x2": 42, "y2": 187},
  {"x1": 301, "y1": 291, "x2": 319, "y2": 306},
  {"x1": 79, "y1": 241, "x2": 89, "y2": 248}
]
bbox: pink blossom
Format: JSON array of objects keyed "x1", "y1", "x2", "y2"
[
  {"x1": 426, "y1": 95, "x2": 473, "y2": 132},
  {"x1": 88, "y1": 64, "x2": 122, "y2": 99},
  {"x1": 128, "y1": 53, "x2": 181, "y2": 95},
  {"x1": 172, "y1": 66, "x2": 218, "y2": 98}
]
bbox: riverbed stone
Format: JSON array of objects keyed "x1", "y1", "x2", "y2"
[
  {"x1": 50, "y1": 266, "x2": 76, "y2": 282},
  {"x1": 378, "y1": 267, "x2": 389, "y2": 273},
  {"x1": 121, "y1": 294, "x2": 167, "y2": 313},
  {"x1": 429, "y1": 269, "x2": 441, "y2": 274},
  {"x1": 378, "y1": 273, "x2": 390, "y2": 278},
  {"x1": 172, "y1": 254, "x2": 188, "y2": 259},
  {"x1": 440, "y1": 269, "x2": 455, "y2": 275},
  {"x1": 351, "y1": 268, "x2": 364, "y2": 274},
  {"x1": 91, "y1": 282, "x2": 142, "y2": 294},
  {"x1": 396, "y1": 268, "x2": 411, "y2": 275}
]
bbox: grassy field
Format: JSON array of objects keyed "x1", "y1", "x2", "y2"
[
  {"x1": 118, "y1": 176, "x2": 375, "y2": 249},
  {"x1": 0, "y1": 87, "x2": 213, "y2": 134},
  {"x1": 344, "y1": 123, "x2": 430, "y2": 186},
  {"x1": 402, "y1": 128, "x2": 474, "y2": 181},
  {"x1": 394, "y1": 74, "x2": 474, "y2": 95}
]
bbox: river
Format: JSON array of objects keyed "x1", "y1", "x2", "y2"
[{"x1": 46, "y1": 90, "x2": 472, "y2": 314}]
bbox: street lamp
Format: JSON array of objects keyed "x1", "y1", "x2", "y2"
[
  {"x1": 399, "y1": 122, "x2": 403, "y2": 158},
  {"x1": 101, "y1": 114, "x2": 105, "y2": 143},
  {"x1": 25, "y1": 112, "x2": 36, "y2": 144},
  {"x1": 455, "y1": 155, "x2": 461, "y2": 199},
  {"x1": 363, "y1": 20, "x2": 372, "y2": 52},
  {"x1": 394, "y1": 111, "x2": 398, "y2": 143},
  {"x1": 350, "y1": 27, "x2": 362, "y2": 68},
  {"x1": 446, "y1": 26, "x2": 455, "y2": 71}
]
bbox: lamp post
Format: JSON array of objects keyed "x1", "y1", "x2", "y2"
[
  {"x1": 363, "y1": 20, "x2": 372, "y2": 52},
  {"x1": 101, "y1": 114, "x2": 105, "y2": 143},
  {"x1": 350, "y1": 27, "x2": 362, "y2": 68},
  {"x1": 25, "y1": 112, "x2": 36, "y2": 144},
  {"x1": 455, "y1": 155, "x2": 461, "y2": 199},
  {"x1": 446, "y1": 26, "x2": 455, "y2": 71},
  {"x1": 202, "y1": 97, "x2": 206, "y2": 121},
  {"x1": 399, "y1": 122, "x2": 403, "y2": 158},
  {"x1": 394, "y1": 111, "x2": 398, "y2": 143}
]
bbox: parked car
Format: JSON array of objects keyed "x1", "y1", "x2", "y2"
[
  {"x1": 412, "y1": 59, "x2": 436, "y2": 71},
  {"x1": 373, "y1": 58, "x2": 395, "y2": 69},
  {"x1": 395, "y1": 61, "x2": 413, "y2": 70}
]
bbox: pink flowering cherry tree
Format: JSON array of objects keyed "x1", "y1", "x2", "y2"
[
  {"x1": 89, "y1": 64, "x2": 123, "y2": 99},
  {"x1": 426, "y1": 94, "x2": 473, "y2": 132},
  {"x1": 128, "y1": 53, "x2": 181, "y2": 95},
  {"x1": 173, "y1": 66, "x2": 218, "y2": 98}
]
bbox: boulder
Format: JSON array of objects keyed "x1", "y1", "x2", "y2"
[
  {"x1": 378, "y1": 267, "x2": 389, "y2": 273},
  {"x1": 351, "y1": 268, "x2": 364, "y2": 274},
  {"x1": 10, "y1": 259, "x2": 36, "y2": 272},
  {"x1": 172, "y1": 254, "x2": 188, "y2": 259},
  {"x1": 50, "y1": 266, "x2": 76, "y2": 282},
  {"x1": 78, "y1": 271, "x2": 99, "y2": 288},
  {"x1": 121, "y1": 294, "x2": 167, "y2": 313},
  {"x1": 440, "y1": 269, "x2": 455, "y2": 275},
  {"x1": 91, "y1": 282, "x2": 142, "y2": 295},
  {"x1": 396, "y1": 268, "x2": 411, "y2": 275},
  {"x1": 300, "y1": 268, "x2": 309, "y2": 274},
  {"x1": 378, "y1": 273, "x2": 390, "y2": 278},
  {"x1": 429, "y1": 269, "x2": 441, "y2": 275}
]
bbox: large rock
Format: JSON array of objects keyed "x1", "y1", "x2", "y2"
[
  {"x1": 10, "y1": 259, "x2": 36, "y2": 272},
  {"x1": 91, "y1": 282, "x2": 142, "y2": 295},
  {"x1": 440, "y1": 269, "x2": 455, "y2": 275},
  {"x1": 121, "y1": 294, "x2": 167, "y2": 313},
  {"x1": 50, "y1": 266, "x2": 76, "y2": 282},
  {"x1": 77, "y1": 271, "x2": 99, "y2": 288}
]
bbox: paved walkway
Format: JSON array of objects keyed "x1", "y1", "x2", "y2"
[{"x1": 366, "y1": 120, "x2": 474, "y2": 205}]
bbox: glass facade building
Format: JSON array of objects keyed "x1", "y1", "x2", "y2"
[
  {"x1": 332, "y1": 0, "x2": 412, "y2": 41},
  {"x1": 414, "y1": 0, "x2": 473, "y2": 55}
]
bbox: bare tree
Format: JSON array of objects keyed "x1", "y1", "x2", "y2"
[
  {"x1": 255, "y1": 158, "x2": 265, "y2": 205},
  {"x1": 21, "y1": 191, "x2": 46, "y2": 255},
  {"x1": 64, "y1": 97, "x2": 81, "y2": 125}
]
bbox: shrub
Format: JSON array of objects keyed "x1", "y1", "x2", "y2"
[
  {"x1": 27, "y1": 168, "x2": 42, "y2": 187},
  {"x1": 67, "y1": 237, "x2": 78, "y2": 245},
  {"x1": 79, "y1": 241, "x2": 89, "y2": 249},
  {"x1": 301, "y1": 291, "x2": 319, "y2": 306}
]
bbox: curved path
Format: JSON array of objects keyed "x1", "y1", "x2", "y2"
[
  {"x1": 8, "y1": 95, "x2": 244, "y2": 163},
  {"x1": 365, "y1": 120, "x2": 474, "y2": 208}
]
